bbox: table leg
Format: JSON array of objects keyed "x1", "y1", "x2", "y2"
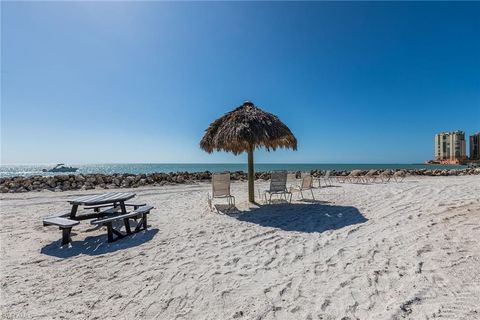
[
  {"x1": 123, "y1": 218, "x2": 132, "y2": 234},
  {"x1": 61, "y1": 227, "x2": 72, "y2": 246},
  {"x1": 106, "y1": 222, "x2": 114, "y2": 242},
  {"x1": 70, "y1": 205, "x2": 78, "y2": 219},
  {"x1": 120, "y1": 201, "x2": 127, "y2": 214},
  {"x1": 119, "y1": 201, "x2": 131, "y2": 233}
]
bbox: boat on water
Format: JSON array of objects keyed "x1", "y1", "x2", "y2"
[{"x1": 42, "y1": 164, "x2": 78, "y2": 173}]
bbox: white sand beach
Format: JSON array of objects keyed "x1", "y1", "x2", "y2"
[{"x1": 1, "y1": 176, "x2": 480, "y2": 320}]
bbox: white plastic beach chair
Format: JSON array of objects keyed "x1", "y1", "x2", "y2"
[
  {"x1": 364, "y1": 169, "x2": 378, "y2": 183},
  {"x1": 286, "y1": 172, "x2": 298, "y2": 191},
  {"x1": 338, "y1": 170, "x2": 359, "y2": 183},
  {"x1": 378, "y1": 170, "x2": 392, "y2": 183},
  {"x1": 300, "y1": 171, "x2": 310, "y2": 178},
  {"x1": 287, "y1": 172, "x2": 297, "y2": 183},
  {"x1": 208, "y1": 172, "x2": 235, "y2": 211},
  {"x1": 290, "y1": 174, "x2": 315, "y2": 200},
  {"x1": 317, "y1": 170, "x2": 333, "y2": 187},
  {"x1": 263, "y1": 171, "x2": 292, "y2": 204},
  {"x1": 348, "y1": 170, "x2": 365, "y2": 183},
  {"x1": 393, "y1": 171, "x2": 406, "y2": 183}
]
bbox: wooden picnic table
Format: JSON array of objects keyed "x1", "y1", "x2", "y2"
[{"x1": 68, "y1": 192, "x2": 136, "y2": 220}]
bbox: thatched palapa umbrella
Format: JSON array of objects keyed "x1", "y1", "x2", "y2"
[{"x1": 200, "y1": 101, "x2": 297, "y2": 202}]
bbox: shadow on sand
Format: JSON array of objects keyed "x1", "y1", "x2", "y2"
[
  {"x1": 40, "y1": 228, "x2": 159, "y2": 259},
  {"x1": 233, "y1": 201, "x2": 367, "y2": 233}
]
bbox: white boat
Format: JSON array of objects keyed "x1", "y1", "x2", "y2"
[{"x1": 42, "y1": 164, "x2": 78, "y2": 173}]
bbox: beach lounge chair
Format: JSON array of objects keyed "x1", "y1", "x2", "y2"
[
  {"x1": 364, "y1": 169, "x2": 378, "y2": 183},
  {"x1": 263, "y1": 171, "x2": 292, "y2": 204},
  {"x1": 325, "y1": 170, "x2": 333, "y2": 186},
  {"x1": 316, "y1": 170, "x2": 333, "y2": 187},
  {"x1": 378, "y1": 170, "x2": 392, "y2": 183},
  {"x1": 339, "y1": 170, "x2": 363, "y2": 183},
  {"x1": 208, "y1": 173, "x2": 235, "y2": 211},
  {"x1": 336, "y1": 173, "x2": 348, "y2": 183},
  {"x1": 290, "y1": 174, "x2": 315, "y2": 200},
  {"x1": 287, "y1": 172, "x2": 297, "y2": 188},
  {"x1": 299, "y1": 172, "x2": 311, "y2": 184},
  {"x1": 300, "y1": 171, "x2": 310, "y2": 178},
  {"x1": 353, "y1": 170, "x2": 366, "y2": 183},
  {"x1": 393, "y1": 171, "x2": 406, "y2": 182}
]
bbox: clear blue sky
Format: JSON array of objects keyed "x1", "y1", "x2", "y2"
[{"x1": 1, "y1": 2, "x2": 479, "y2": 164}]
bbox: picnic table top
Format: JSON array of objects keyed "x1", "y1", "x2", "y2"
[{"x1": 68, "y1": 192, "x2": 136, "y2": 206}]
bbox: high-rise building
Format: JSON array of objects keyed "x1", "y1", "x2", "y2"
[
  {"x1": 434, "y1": 131, "x2": 466, "y2": 163},
  {"x1": 470, "y1": 133, "x2": 480, "y2": 160}
]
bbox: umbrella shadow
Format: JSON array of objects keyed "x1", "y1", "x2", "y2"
[
  {"x1": 40, "y1": 228, "x2": 159, "y2": 259},
  {"x1": 234, "y1": 203, "x2": 367, "y2": 233}
]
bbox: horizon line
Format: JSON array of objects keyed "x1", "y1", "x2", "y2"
[{"x1": 1, "y1": 161, "x2": 434, "y2": 166}]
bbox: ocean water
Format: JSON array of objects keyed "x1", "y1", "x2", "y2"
[{"x1": 0, "y1": 163, "x2": 468, "y2": 178}]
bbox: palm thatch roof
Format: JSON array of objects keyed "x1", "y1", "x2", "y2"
[{"x1": 200, "y1": 101, "x2": 297, "y2": 155}]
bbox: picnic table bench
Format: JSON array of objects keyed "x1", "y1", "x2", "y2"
[
  {"x1": 43, "y1": 216, "x2": 80, "y2": 246},
  {"x1": 42, "y1": 192, "x2": 153, "y2": 246},
  {"x1": 91, "y1": 205, "x2": 153, "y2": 242}
]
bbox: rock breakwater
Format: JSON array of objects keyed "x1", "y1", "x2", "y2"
[{"x1": 1, "y1": 168, "x2": 479, "y2": 193}]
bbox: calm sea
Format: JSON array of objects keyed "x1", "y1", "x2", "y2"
[{"x1": 0, "y1": 163, "x2": 467, "y2": 178}]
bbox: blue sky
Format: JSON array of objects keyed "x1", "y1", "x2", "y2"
[{"x1": 1, "y1": 2, "x2": 479, "y2": 164}]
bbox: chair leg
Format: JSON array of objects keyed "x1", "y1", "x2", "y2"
[
  {"x1": 207, "y1": 193, "x2": 213, "y2": 211},
  {"x1": 311, "y1": 189, "x2": 315, "y2": 200},
  {"x1": 228, "y1": 196, "x2": 235, "y2": 208}
]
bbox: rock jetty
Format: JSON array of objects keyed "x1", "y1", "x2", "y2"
[{"x1": 1, "y1": 169, "x2": 479, "y2": 193}]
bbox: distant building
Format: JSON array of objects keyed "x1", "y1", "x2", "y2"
[
  {"x1": 470, "y1": 133, "x2": 480, "y2": 160},
  {"x1": 434, "y1": 131, "x2": 466, "y2": 164}
]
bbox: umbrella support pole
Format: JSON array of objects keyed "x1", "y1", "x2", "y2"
[{"x1": 248, "y1": 148, "x2": 255, "y2": 202}]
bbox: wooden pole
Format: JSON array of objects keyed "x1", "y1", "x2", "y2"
[{"x1": 247, "y1": 146, "x2": 255, "y2": 202}]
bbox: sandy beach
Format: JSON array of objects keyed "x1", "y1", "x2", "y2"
[{"x1": 1, "y1": 176, "x2": 479, "y2": 319}]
